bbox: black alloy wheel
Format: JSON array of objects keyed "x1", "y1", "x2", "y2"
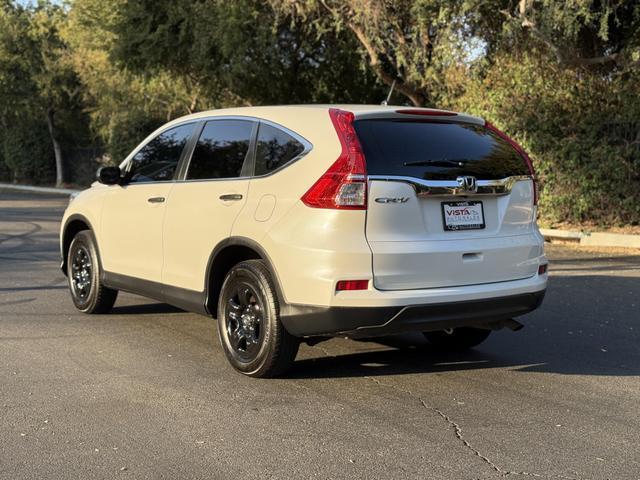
[
  {"x1": 217, "y1": 260, "x2": 299, "y2": 378},
  {"x1": 67, "y1": 230, "x2": 118, "y2": 313},
  {"x1": 70, "y1": 244, "x2": 93, "y2": 301},
  {"x1": 225, "y1": 282, "x2": 265, "y2": 361}
]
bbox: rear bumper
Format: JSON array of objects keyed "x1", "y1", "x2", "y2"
[{"x1": 281, "y1": 288, "x2": 546, "y2": 338}]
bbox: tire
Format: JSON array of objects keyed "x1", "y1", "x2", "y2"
[
  {"x1": 67, "y1": 230, "x2": 118, "y2": 314},
  {"x1": 217, "y1": 259, "x2": 299, "y2": 378},
  {"x1": 423, "y1": 327, "x2": 491, "y2": 351}
]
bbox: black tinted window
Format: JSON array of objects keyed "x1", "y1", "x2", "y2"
[
  {"x1": 129, "y1": 124, "x2": 194, "y2": 183},
  {"x1": 255, "y1": 123, "x2": 305, "y2": 175},
  {"x1": 187, "y1": 120, "x2": 253, "y2": 180},
  {"x1": 354, "y1": 120, "x2": 528, "y2": 180}
]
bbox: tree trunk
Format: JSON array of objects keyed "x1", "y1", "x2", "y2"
[{"x1": 46, "y1": 108, "x2": 64, "y2": 187}]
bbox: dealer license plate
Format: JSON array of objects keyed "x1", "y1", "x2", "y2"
[{"x1": 441, "y1": 201, "x2": 485, "y2": 231}]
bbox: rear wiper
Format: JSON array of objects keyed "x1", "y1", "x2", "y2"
[{"x1": 403, "y1": 159, "x2": 470, "y2": 168}]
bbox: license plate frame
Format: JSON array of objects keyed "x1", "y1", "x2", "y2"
[{"x1": 441, "y1": 201, "x2": 485, "y2": 231}]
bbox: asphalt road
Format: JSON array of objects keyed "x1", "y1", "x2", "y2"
[{"x1": 1, "y1": 188, "x2": 639, "y2": 480}]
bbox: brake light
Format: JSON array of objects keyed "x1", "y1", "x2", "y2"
[
  {"x1": 301, "y1": 109, "x2": 367, "y2": 210},
  {"x1": 485, "y1": 121, "x2": 537, "y2": 205},
  {"x1": 336, "y1": 280, "x2": 369, "y2": 291},
  {"x1": 396, "y1": 109, "x2": 457, "y2": 116}
]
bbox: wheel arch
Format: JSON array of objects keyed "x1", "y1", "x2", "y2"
[
  {"x1": 60, "y1": 214, "x2": 97, "y2": 276},
  {"x1": 205, "y1": 237, "x2": 286, "y2": 316}
]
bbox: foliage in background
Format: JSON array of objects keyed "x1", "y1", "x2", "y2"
[
  {"x1": 62, "y1": 0, "x2": 213, "y2": 162},
  {"x1": 270, "y1": 0, "x2": 640, "y2": 225},
  {"x1": 269, "y1": 0, "x2": 497, "y2": 106},
  {"x1": 450, "y1": 51, "x2": 640, "y2": 225},
  {"x1": 1, "y1": 119, "x2": 55, "y2": 184},
  {"x1": 111, "y1": 0, "x2": 385, "y2": 105},
  {"x1": 0, "y1": 1, "x2": 89, "y2": 186},
  {"x1": 59, "y1": 0, "x2": 385, "y2": 163},
  {"x1": 0, "y1": 0, "x2": 639, "y2": 226},
  {"x1": 459, "y1": 0, "x2": 640, "y2": 225}
]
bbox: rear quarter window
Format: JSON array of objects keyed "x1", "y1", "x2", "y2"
[
  {"x1": 354, "y1": 120, "x2": 528, "y2": 180},
  {"x1": 254, "y1": 123, "x2": 305, "y2": 176}
]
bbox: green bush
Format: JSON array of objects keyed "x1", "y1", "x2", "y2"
[
  {"x1": 451, "y1": 52, "x2": 640, "y2": 226},
  {"x1": 0, "y1": 151, "x2": 11, "y2": 182},
  {"x1": 0, "y1": 118, "x2": 56, "y2": 185}
]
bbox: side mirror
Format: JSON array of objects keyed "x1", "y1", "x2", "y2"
[{"x1": 97, "y1": 166, "x2": 122, "y2": 185}]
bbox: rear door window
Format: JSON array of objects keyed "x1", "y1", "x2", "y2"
[
  {"x1": 128, "y1": 123, "x2": 194, "y2": 183},
  {"x1": 354, "y1": 120, "x2": 528, "y2": 180},
  {"x1": 254, "y1": 123, "x2": 305, "y2": 176},
  {"x1": 186, "y1": 120, "x2": 254, "y2": 180}
]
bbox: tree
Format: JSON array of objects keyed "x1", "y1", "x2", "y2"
[
  {"x1": 110, "y1": 0, "x2": 385, "y2": 106},
  {"x1": 497, "y1": 0, "x2": 640, "y2": 72},
  {"x1": 0, "y1": 1, "x2": 81, "y2": 186},
  {"x1": 270, "y1": 0, "x2": 498, "y2": 106},
  {"x1": 0, "y1": 0, "x2": 637, "y2": 226},
  {"x1": 271, "y1": 0, "x2": 640, "y2": 106},
  {"x1": 62, "y1": 0, "x2": 207, "y2": 161}
]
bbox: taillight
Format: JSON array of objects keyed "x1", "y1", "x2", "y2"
[
  {"x1": 485, "y1": 121, "x2": 537, "y2": 205},
  {"x1": 301, "y1": 108, "x2": 367, "y2": 210}
]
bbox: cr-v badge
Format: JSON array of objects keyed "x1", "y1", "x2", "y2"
[{"x1": 374, "y1": 197, "x2": 410, "y2": 204}]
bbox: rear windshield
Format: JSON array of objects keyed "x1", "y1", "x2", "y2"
[{"x1": 354, "y1": 120, "x2": 528, "y2": 180}]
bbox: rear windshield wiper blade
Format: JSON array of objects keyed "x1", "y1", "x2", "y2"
[{"x1": 403, "y1": 159, "x2": 470, "y2": 168}]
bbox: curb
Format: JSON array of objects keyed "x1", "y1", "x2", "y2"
[
  {"x1": 0, "y1": 183, "x2": 81, "y2": 195},
  {"x1": 540, "y1": 228, "x2": 640, "y2": 249}
]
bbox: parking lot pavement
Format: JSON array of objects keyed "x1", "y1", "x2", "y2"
[{"x1": 1, "y1": 188, "x2": 639, "y2": 480}]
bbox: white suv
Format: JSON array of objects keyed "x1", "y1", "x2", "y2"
[{"x1": 60, "y1": 105, "x2": 547, "y2": 377}]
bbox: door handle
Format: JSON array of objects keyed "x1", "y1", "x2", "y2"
[
  {"x1": 219, "y1": 194, "x2": 243, "y2": 201},
  {"x1": 147, "y1": 196, "x2": 165, "y2": 203}
]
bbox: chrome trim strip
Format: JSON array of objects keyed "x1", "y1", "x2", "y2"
[{"x1": 367, "y1": 175, "x2": 531, "y2": 197}]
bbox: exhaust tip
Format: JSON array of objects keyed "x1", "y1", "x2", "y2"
[{"x1": 503, "y1": 319, "x2": 524, "y2": 331}]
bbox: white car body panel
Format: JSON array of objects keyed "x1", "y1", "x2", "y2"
[{"x1": 366, "y1": 179, "x2": 541, "y2": 290}]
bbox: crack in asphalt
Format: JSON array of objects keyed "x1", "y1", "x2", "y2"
[
  {"x1": 310, "y1": 344, "x2": 582, "y2": 480},
  {"x1": 422, "y1": 397, "x2": 503, "y2": 475},
  {"x1": 363, "y1": 374, "x2": 499, "y2": 476}
]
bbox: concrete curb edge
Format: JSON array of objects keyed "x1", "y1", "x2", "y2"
[
  {"x1": 540, "y1": 228, "x2": 640, "y2": 249},
  {"x1": 0, "y1": 183, "x2": 81, "y2": 196}
]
